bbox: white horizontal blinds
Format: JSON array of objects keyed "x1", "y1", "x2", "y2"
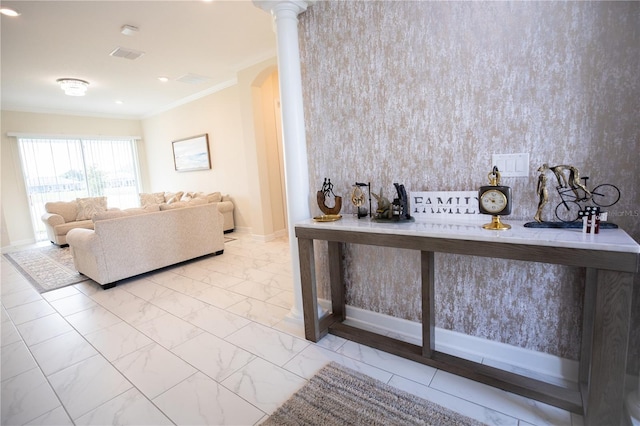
[
  {"x1": 81, "y1": 139, "x2": 140, "y2": 209},
  {"x1": 17, "y1": 137, "x2": 141, "y2": 241}
]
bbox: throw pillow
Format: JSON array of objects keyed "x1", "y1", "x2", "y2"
[
  {"x1": 139, "y1": 192, "x2": 165, "y2": 207},
  {"x1": 164, "y1": 191, "x2": 184, "y2": 204},
  {"x1": 76, "y1": 197, "x2": 107, "y2": 221},
  {"x1": 206, "y1": 192, "x2": 222, "y2": 203}
]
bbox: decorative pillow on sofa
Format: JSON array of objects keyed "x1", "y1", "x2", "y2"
[
  {"x1": 206, "y1": 192, "x2": 222, "y2": 203},
  {"x1": 164, "y1": 191, "x2": 184, "y2": 204},
  {"x1": 76, "y1": 197, "x2": 107, "y2": 221},
  {"x1": 139, "y1": 192, "x2": 165, "y2": 207}
]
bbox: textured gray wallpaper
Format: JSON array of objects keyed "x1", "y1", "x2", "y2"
[{"x1": 299, "y1": 1, "x2": 639, "y2": 367}]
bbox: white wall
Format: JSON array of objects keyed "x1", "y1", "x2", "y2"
[{"x1": 140, "y1": 58, "x2": 283, "y2": 235}]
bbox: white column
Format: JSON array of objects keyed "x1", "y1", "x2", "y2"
[
  {"x1": 254, "y1": 0, "x2": 314, "y2": 323},
  {"x1": 627, "y1": 376, "x2": 640, "y2": 422}
]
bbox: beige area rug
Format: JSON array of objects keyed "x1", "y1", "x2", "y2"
[
  {"x1": 4, "y1": 245, "x2": 90, "y2": 293},
  {"x1": 263, "y1": 362, "x2": 486, "y2": 426},
  {"x1": 5, "y1": 237, "x2": 236, "y2": 294}
]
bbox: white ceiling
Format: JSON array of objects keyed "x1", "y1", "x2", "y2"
[{"x1": 1, "y1": 1, "x2": 277, "y2": 119}]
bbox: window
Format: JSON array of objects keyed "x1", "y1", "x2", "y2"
[{"x1": 18, "y1": 136, "x2": 141, "y2": 241}]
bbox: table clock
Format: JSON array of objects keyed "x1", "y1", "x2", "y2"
[{"x1": 479, "y1": 166, "x2": 512, "y2": 230}]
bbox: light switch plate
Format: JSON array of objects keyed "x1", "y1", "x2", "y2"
[{"x1": 492, "y1": 153, "x2": 529, "y2": 177}]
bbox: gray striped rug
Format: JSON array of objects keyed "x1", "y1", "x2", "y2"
[{"x1": 264, "y1": 362, "x2": 485, "y2": 425}]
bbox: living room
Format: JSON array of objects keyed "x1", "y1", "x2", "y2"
[{"x1": 2, "y1": 1, "x2": 639, "y2": 425}]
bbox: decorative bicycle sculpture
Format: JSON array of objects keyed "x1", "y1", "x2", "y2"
[
  {"x1": 554, "y1": 176, "x2": 620, "y2": 222},
  {"x1": 534, "y1": 164, "x2": 620, "y2": 223}
]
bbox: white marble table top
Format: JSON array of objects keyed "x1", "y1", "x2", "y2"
[{"x1": 295, "y1": 216, "x2": 640, "y2": 254}]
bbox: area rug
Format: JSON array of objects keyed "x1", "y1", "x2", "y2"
[
  {"x1": 263, "y1": 362, "x2": 485, "y2": 426},
  {"x1": 3, "y1": 245, "x2": 89, "y2": 293}
]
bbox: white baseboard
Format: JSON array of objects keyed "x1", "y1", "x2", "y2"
[
  {"x1": 325, "y1": 302, "x2": 579, "y2": 384},
  {"x1": 251, "y1": 228, "x2": 287, "y2": 242},
  {"x1": 1, "y1": 238, "x2": 38, "y2": 253}
]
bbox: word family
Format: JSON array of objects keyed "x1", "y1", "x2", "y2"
[{"x1": 411, "y1": 191, "x2": 485, "y2": 221}]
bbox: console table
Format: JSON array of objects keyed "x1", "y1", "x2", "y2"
[{"x1": 295, "y1": 217, "x2": 639, "y2": 426}]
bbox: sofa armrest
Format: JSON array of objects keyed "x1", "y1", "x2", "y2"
[
  {"x1": 41, "y1": 212, "x2": 65, "y2": 226},
  {"x1": 67, "y1": 228, "x2": 109, "y2": 284},
  {"x1": 215, "y1": 200, "x2": 234, "y2": 214},
  {"x1": 67, "y1": 228, "x2": 99, "y2": 251}
]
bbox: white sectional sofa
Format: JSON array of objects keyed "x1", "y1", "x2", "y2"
[
  {"x1": 66, "y1": 203, "x2": 224, "y2": 289},
  {"x1": 42, "y1": 191, "x2": 235, "y2": 246},
  {"x1": 140, "y1": 191, "x2": 235, "y2": 233}
]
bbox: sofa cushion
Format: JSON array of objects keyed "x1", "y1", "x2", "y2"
[
  {"x1": 139, "y1": 192, "x2": 165, "y2": 207},
  {"x1": 93, "y1": 205, "x2": 160, "y2": 222},
  {"x1": 188, "y1": 198, "x2": 208, "y2": 206},
  {"x1": 45, "y1": 200, "x2": 78, "y2": 223},
  {"x1": 54, "y1": 219, "x2": 94, "y2": 235},
  {"x1": 126, "y1": 205, "x2": 161, "y2": 214},
  {"x1": 76, "y1": 197, "x2": 107, "y2": 221},
  {"x1": 92, "y1": 209, "x2": 127, "y2": 222},
  {"x1": 159, "y1": 201, "x2": 187, "y2": 210}
]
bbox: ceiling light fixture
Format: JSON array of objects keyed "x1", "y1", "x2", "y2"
[
  {"x1": 0, "y1": 7, "x2": 20, "y2": 17},
  {"x1": 56, "y1": 78, "x2": 90, "y2": 96},
  {"x1": 158, "y1": 77, "x2": 169, "y2": 83},
  {"x1": 120, "y1": 24, "x2": 139, "y2": 36}
]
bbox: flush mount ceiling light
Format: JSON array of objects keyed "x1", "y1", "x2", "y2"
[
  {"x1": 0, "y1": 7, "x2": 20, "y2": 17},
  {"x1": 56, "y1": 78, "x2": 90, "y2": 96}
]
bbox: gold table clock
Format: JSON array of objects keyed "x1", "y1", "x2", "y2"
[{"x1": 479, "y1": 166, "x2": 512, "y2": 230}]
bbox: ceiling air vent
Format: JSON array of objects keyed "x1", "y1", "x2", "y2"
[
  {"x1": 176, "y1": 73, "x2": 211, "y2": 85},
  {"x1": 109, "y1": 47, "x2": 145, "y2": 60}
]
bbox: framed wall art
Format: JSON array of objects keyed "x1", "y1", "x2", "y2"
[{"x1": 172, "y1": 134, "x2": 211, "y2": 172}]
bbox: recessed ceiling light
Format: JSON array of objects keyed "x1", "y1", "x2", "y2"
[
  {"x1": 121, "y1": 25, "x2": 139, "y2": 36},
  {"x1": 0, "y1": 7, "x2": 20, "y2": 17},
  {"x1": 115, "y1": 100, "x2": 123, "y2": 105},
  {"x1": 158, "y1": 77, "x2": 169, "y2": 83}
]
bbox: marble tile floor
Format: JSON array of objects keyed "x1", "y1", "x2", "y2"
[{"x1": 1, "y1": 234, "x2": 584, "y2": 426}]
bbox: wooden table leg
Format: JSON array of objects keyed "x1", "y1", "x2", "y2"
[
  {"x1": 298, "y1": 237, "x2": 320, "y2": 342},
  {"x1": 583, "y1": 269, "x2": 634, "y2": 426},
  {"x1": 422, "y1": 251, "x2": 435, "y2": 357},
  {"x1": 328, "y1": 241, "x2": 345, "y2": 321}
]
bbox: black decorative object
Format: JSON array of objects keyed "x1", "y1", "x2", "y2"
[
  {"x1": 533, "y1": 164, "x2": 620, "y2": 225},
  {"x1": 372, "y1": 183, "x2": 414, "y2": 223},
  {"x1": 315, "y1": 178, "x2": 342, "y2": 220}
]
